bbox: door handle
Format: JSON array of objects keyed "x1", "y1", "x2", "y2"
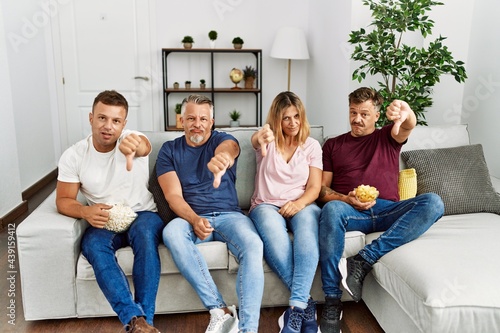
[{"x1": 134, "y1": 76, "x2": 149, "y2": 81}]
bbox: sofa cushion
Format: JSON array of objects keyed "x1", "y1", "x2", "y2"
[
  {"x1": 399, "y1": 124, "x2": 470, "y2": 170},
  {"x1": 148, "y1": 162, "x2": 177, "y2": 223},
  {"x1": 367, "y1": 213, "x2": 500, "y2": 332},
  {"x1": 77, "y1": 242, "x2": 230, "y2": 279},
  {"x1": 401, "y1": 144, "x2": 500, "y2": 215},
  {"x1": 398, "y1": 168, "x2": 417, "y2": 200}
]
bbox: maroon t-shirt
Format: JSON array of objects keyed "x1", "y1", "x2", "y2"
[{"x1": 322, "y1": 124, "x2": 403, "y2": 202}]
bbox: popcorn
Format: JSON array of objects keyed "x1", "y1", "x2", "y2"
[
  {"x1": 104, "y1": 203, "x2": 137, "y2": 233},
  {"x1": 355, "y1": 184, "x2": 379, "y2": 203}
]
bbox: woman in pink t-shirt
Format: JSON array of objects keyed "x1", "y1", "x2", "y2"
[{"x1": 248, "y1": 91, "x2": 323, "y2": 333}]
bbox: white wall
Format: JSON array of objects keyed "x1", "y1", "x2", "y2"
[
  {"x1": 2, "y1": 0, "x2": 499, "y2": 217},
  {"x1": 0, "y1": 0, "x2": 58, "y2": 217},
  {"x1": 0, "y1": 2, "x2": 23, "y2": 217},
  {"x1": 306, "y1": 1, "x2": 352, "y2": 137},
  {"x1": 154, "y1": 0, "x2": 310, "y2": 127},
  {"x1": 463, "y1": 0, "x2": 500, "y2": 177}
]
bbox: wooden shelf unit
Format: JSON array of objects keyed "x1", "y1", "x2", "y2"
[{"x1": 161, "y1": 48, "x2": 262, "y2": 131}]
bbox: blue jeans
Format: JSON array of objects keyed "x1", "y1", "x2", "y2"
[
  {"x1": 319, "y1": 193, "x2": 444, "y2": 299},
  {"x1": 162, "y1": 212, "x2": 264, "y2": 333},
  {"x1": 249, "y1": 203, "x2": 320, "y2": 309},
  {"x1": 81, "y1": 211, "x2": 164, "y2": 325}
]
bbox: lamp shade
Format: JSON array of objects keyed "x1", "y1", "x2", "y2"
[{"x1": 270, "y1": 27, "x2": 310, "y2": 60}]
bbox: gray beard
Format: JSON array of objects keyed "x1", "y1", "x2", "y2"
[{"x1": 189, "y1": 134, "x2": 204, "y2": 144}]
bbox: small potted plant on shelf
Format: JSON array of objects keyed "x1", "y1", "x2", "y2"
[
  {"x1": 208, "y1": 30, "x2": 217, "y2": 49},
  {"x1": 232, "y1": 37, "x2": 244, "y2": 49},
  {"x1": 185, "y1": 80, "x2": 191, "y2": 89},
  {"x1": 200, "y1": 79, "x2": 206, "y2": 89},
  {"x1": 173, "y1": 82, "x2": 179, "y2": 89},
  {"x1": 229, "y1": 109, "x2": 241, "y2": 127},
  {"x1": 175, "y1": 103, "x2": 183, "y2": 128},
  {"x1": 243, "y1": 65, "x2": 257, "y2": 89},
  {"x1": 181, "y1": 36, "x2": 194, "y2": 49}
]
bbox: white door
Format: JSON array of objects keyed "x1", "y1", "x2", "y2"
[{"x1": 55, "y1": 0, "x2": 158, "y2": 146}]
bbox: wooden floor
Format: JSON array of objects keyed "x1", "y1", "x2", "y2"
[{"x1": 1, "y1": 179, "x2": 385, "y2": 333}]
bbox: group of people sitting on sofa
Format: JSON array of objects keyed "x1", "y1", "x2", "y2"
[{"x1": 54, "y1": 87, "x2": 444, "y2": 333}]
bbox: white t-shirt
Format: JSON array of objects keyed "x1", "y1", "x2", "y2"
[
  {"x1": 250, "y1": 136, "x2": 323, "y2": 211},
  {"x1": 58, "y1": 129, "x2": 157, "y2": 212}
]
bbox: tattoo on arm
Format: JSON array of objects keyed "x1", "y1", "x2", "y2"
[{"x1": 319, "y1": 186, "x2": 345, "y2": 200}]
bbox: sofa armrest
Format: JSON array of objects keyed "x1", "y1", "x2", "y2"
[
  {"x1": 491, "y1": 175, "x2": 500, "y2": 194},
  {"x1": 17, "y1": 191, "x2": 89, "y2": 320}
]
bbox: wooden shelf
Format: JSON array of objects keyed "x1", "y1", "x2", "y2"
[
  {"x1": 161, "y1": 48, "x2": 262, "y2": 131},
  {"x1": 165, "y1": 88, "x2": 261, "y2": 93}
]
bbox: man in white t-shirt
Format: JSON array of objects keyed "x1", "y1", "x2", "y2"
[{"x1": 56, "y1": 90, "x2": 164, "y2": 333}]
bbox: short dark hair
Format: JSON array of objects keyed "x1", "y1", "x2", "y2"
[
  {"x1": 92, "y1": 90, "x2": 128, "y2": 116},
  {"x1": 348, "y1": 87, "x2": 384, "y2": 112}
]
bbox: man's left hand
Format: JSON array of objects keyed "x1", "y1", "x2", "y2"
[
  {"x1": 386, "y1": 100, "x2": 411, "y2": 135},
  {"x1": 208, "y1": 152, "x2": 233, "y2": 188},
  {"x1": 119, "y1": 133, "x2": 142, "y2": 171}
]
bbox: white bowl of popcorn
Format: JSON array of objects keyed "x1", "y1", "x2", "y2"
[{"x1": 104, "y1": 203, "x2": 137, "y2": 233}]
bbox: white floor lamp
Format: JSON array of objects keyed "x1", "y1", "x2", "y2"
[{"x1": 270, "y1": 27, "x2": 310, "y2": 91}]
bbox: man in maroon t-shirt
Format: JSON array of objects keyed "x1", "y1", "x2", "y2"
[{"x1": 317, "y1": 87, "x2": 444, "y2": 333}]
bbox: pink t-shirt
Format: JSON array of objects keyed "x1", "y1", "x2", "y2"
[{"x1": 250, "y1": 137, "x2": 323, "y2": 211}]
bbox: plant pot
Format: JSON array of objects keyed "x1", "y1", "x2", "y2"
[
  {"x1": 200, "y1": 84, "x2": 206, "y2": 89},
  {"x1": 244, "y1": 77, "x2": 255, "y2": 89},
  {"x1": 173, "y1": 83, "x2": 179, "y2": 89},
  {"x1": 183, "y1": 43, "x2": 192, "y2": 49},
  {"x1": 185, "y1": 83, "x2": 191, "y2": 89},
  {"x1": 233, "y1": 43, "x2": 243, "y2": 50},
  {"x1": 176, "y1": 114, "x2": 183, "y2": 129},
  {"x1": 230, "y1": 120, "x2": 240, "y2": 127},
  {"x1": 209, "y1": 40, "x2": 216, "y2": 49}
]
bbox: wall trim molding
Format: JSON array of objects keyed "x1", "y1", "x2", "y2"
[
  {"x1": 1, "y1": 168, "x2": 58, "y2": 230},
  {"x1": 0, "y1": 201, "x2": 28, "y2": 230},
  {"x1": 22, "y1": 169, "x2": 58, "y2": 201}
]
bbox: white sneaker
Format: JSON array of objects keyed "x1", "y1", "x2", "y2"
[
  {"x1": 338, "y1": 257, "x2": 354, "y2": 297},
  {"x1": 205, "y1": 305, "x2": 239, "y2": 333}
]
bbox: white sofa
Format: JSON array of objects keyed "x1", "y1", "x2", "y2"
[{"x1": 17, "y1": 124, "x2": 500, "y2": 332}]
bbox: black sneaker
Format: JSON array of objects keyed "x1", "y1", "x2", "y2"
[
  {"x1": 320, "y1": 297, "x2": 343, "y2": 333},
  {"x1": 301, "y1": 298, "x2": 319, "y2": 333},
  {"x1": 339, "y1": 255, "x2": 373, "y2": 302}
]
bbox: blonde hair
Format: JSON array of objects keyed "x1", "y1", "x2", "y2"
[{"x1": 265, "y1": 91, "x2": 310, "y2": 153}]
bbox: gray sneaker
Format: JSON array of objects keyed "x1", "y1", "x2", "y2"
[
  {"x1": 339, "y1": 255, "x2": 373, "y2": 302},
  {"x1": 320, "y1": 297, "x2": 342, "y2": 333},
  {"x1": 205, "y1": 305, "x2": 239, "y2": 333}
]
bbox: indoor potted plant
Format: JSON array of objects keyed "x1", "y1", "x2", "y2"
[
  {"x1": 184, "y1": 80, "x2": 191, "y2": 89},
  {"x1": 348, "y1": 0, "x2": 467, "y2": 127},
  {"x1": 243, "y1": 65, "x2": 257, "y2": 89},
  {"x1": 175, "y1": 103, "x2": 183, "y2": 128},
  {"x1": 200, "y1": 79, "x2": 206, "y2": 89},
  {"x1": 208, "y1": 30, "x2": 217, "y2": 49},
  {"x1": 173, "y1": 81, "x2": 179, "y2": 89},
  {"x1": 181, "y1": 36, "x2": 194, "y2": 49},
  {"x1": 229, "y1": 109, "x2": 241, "y2": 127},
  {"x1": 232, "y1": 37, "x2": 244, "y2": 49}
]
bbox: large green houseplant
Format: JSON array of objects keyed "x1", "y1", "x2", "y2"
[{"x1": 349, "y1": 0, "x2": 467, "y2": 126}]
